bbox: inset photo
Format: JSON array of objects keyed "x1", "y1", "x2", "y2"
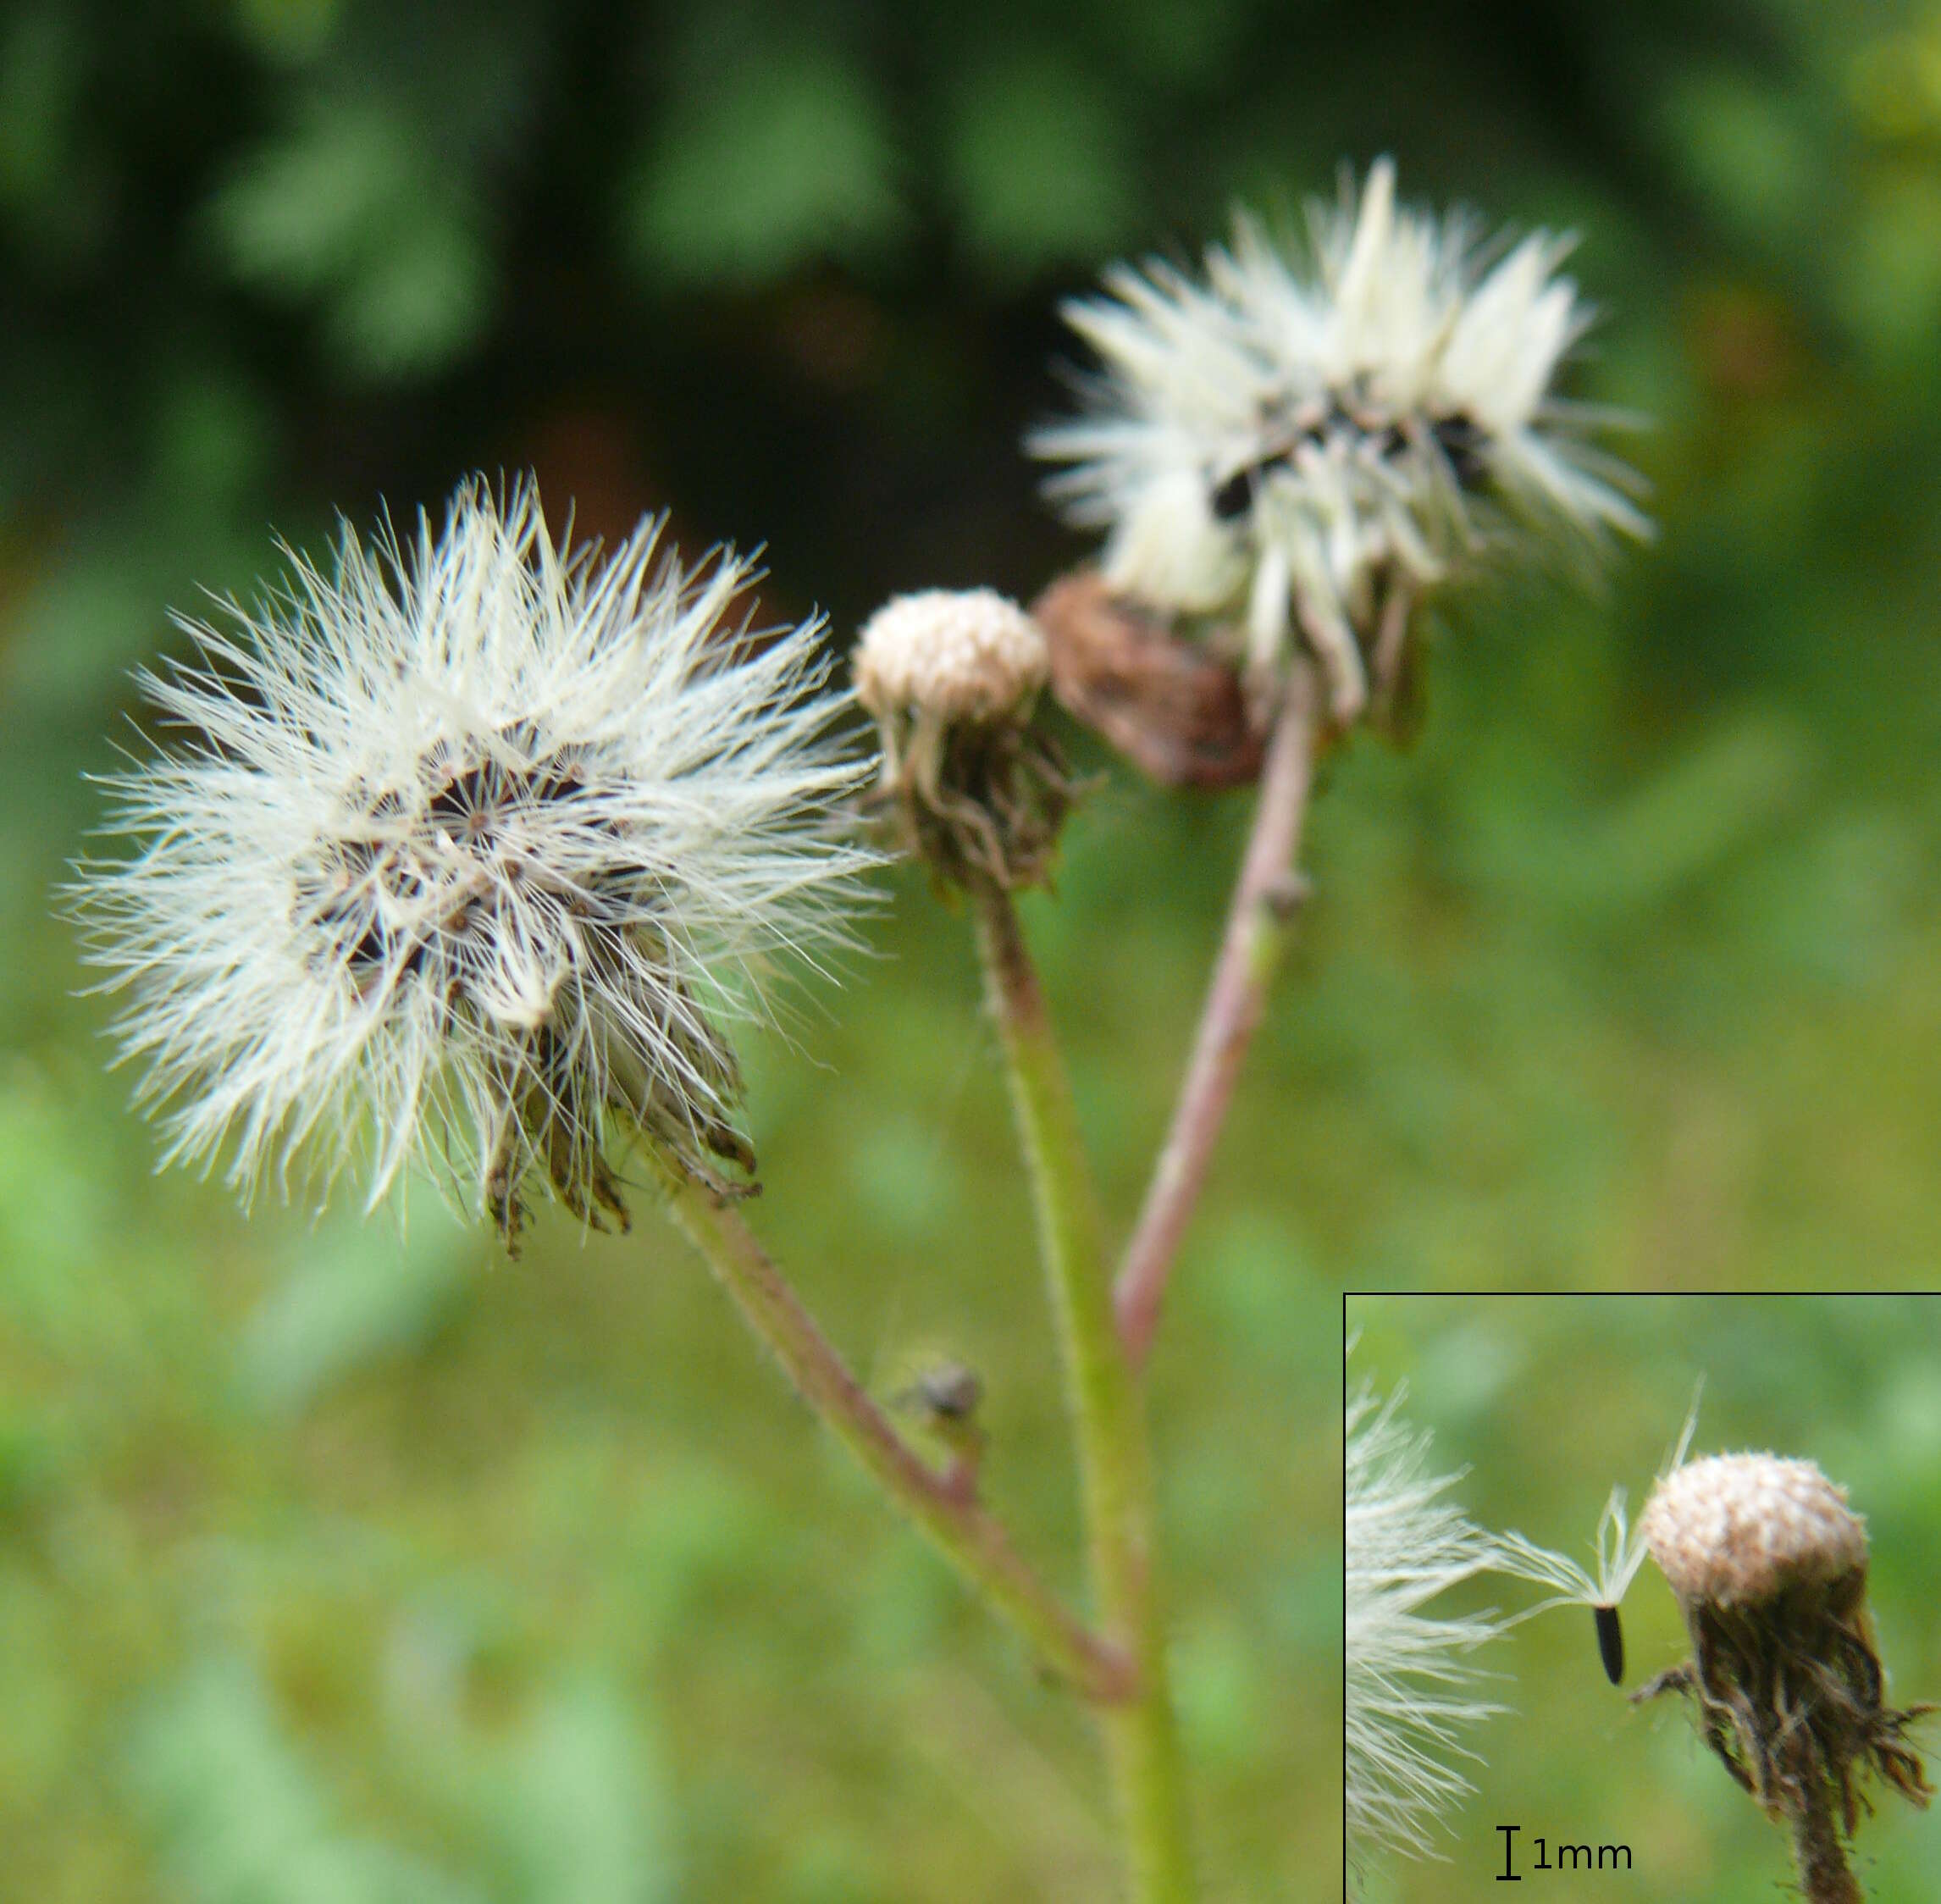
[{"x1": 1346, "y1": 1294, "x2": 1941, "y2": 1903}]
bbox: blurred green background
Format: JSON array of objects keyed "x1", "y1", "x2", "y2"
[
  {"x1": 4, "y1": 0, "x2": 1941, "y2": 1898},
  {"x1": 1347, "y1": 1296, "x2": 1941, "y2": 1903}
]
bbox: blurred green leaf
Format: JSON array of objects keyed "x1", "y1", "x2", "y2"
[
  {"x1": 225, "y1": 0, "x2": 348, "y2": 67},
  {"x1": 0, "y1": 1059, "x2": 118, "y2": 1348},
  {"x1": 483, "y1": 1680, "x2": 681, "y2": 1904},
  {"x1": 1656, "y1": 69, "x2": 1824, "y2": 253},
  {"x1": 1173, "y1": 1613, "x2": 1267, "y2": 1770},
  {"x1": 239, "y1": 1211, "x2": 470, "y2": 1415},
  {"x1": 127, "y1": 1655, "x2": 483, "y2": 1904},
  {"x1": 0, "y1": 5, "x2": 80, "y2": 209},
  {"x1": 1839, "y1": 169, "x2": 1941, "y2": 374},
  {"x1": 325, "y1": 210, "x2": 490, "y2": 379},
  {"x1": 207, "y1": 103, "x2": 418, "y2": 292},
  {"x1": 627, "y1": 48, "x2": 906, "y2": 288},
  {"x1": 1573, "y1": 709, "x2": 1813, "y2": 916},
  {"x1": 943, "y1": 49, "x2": 1136, "y2": 280},
  {"x1": 206, "y1": 101, "x2": 491, "y2": 377}
]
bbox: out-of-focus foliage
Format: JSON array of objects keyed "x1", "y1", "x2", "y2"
[
  {"x1": 3, "y1": 0, "x2": 1941, "y2": 1898},
  {"x1": 1348, "y1": 1297, "x2": 1941, "y2": 1902}
]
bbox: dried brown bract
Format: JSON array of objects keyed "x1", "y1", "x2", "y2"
[
  {"x1": 1031, "y1": 570, "x2": 1265, "y2": 789},
  {"x1": 1032, "y1": 567, "x2": 1427, "y2": 789}
]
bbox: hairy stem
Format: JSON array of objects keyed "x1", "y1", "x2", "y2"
[
  {"x1": 970, "y1": 879, "x2": 1196, "y2": 1904},
  {"x1": 1790, "y1": 1786, "x2": 1863, "y2": 1904},
  {"x1": 1114, "y1": 661, "x2": 1319, "y2": 1366},
  {"x1": 661, "y1": 1176, "x2": 1131, "y2": 1705}
]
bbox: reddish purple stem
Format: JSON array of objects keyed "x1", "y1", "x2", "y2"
[{"x1": 1113, "y1": 663, "x2": 1319, "y2": 1367}]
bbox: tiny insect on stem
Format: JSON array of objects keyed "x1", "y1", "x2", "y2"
[{"x1": 1595, "y1": 1603, "x2": 1624, "y2": 1685}]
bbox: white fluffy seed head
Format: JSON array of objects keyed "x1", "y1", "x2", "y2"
[
  {"x1": 1346, "y1": 1380, "x2": 1507, "y2": 1868},
  {"x1": 72, "y1": 476, "x2": 877, "y2": 1235},
  {"x1": 1642, "y1": 1453, "x2": 1868, "y2": 1608},
  {"x1": 1031, "y1": 158, "x2": 1650, "y2": 707},
  {"x1": 852, "y1": 589, "x2": 1048, "y2": 727}
]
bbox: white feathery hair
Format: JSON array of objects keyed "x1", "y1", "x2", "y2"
[
  {"x1": 1495, "y1": 1380, "x2": 1704, "y2": 1617},
  {"x1": 1031, "y1": 158, "x2": 1650, "y2": 722},
  {"x1": 1346, "y1": 1374, "x2": 1512, "y2": 1870},
  {"x1": 72, "y1": 476, "x2": 876, "y2": 1239}
]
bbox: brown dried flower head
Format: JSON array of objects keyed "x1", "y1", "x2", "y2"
[
  {"x1": 854, "y1": 589, "x2": 1078, "y2": 891},
  {"x1": 1030, "y1": 571, "x2": 1268, "y2": 790}
]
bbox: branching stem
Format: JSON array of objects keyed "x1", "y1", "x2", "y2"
[{"x1": 661, "y1": 1176, "x2": 1132, "y2": 1706}]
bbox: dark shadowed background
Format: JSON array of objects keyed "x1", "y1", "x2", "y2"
[{"x1": 3, "y1": 2, "x2": 1939, "y2": 1898}]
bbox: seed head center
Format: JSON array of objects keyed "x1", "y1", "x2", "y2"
[{"x1": 294, "y1": 736, "x2": 615, "y2": 998}]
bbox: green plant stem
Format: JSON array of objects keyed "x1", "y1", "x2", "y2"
[
  {"x1": 970, "y1": 877, "x2": 1196, "y2": 1904},
  {"x1": 661, "y1": 1175, "x2": 1131, "y2": 1706}
]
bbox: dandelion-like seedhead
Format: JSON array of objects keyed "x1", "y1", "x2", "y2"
[
  {"x1": 74, "y1": 478, "x2": 876, "y2": 1244},
  {"x1": 853, "y1": 589, "x2": 1076, "y2": 891},
  {"x1": 1031, "y1": 158, "x2": 1648, "y2": 728},
  {"x1": 1346, "y1": 1377, "x2": 1509, "y2": 1869}
]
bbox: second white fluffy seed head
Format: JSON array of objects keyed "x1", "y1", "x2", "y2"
[
  {"x1": 1642, "y1": 1453, "x2": 1868, "y2": 1608},
  {"x1": 1031, "y1": 158, "x2": 1649, "y2": 722}
]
